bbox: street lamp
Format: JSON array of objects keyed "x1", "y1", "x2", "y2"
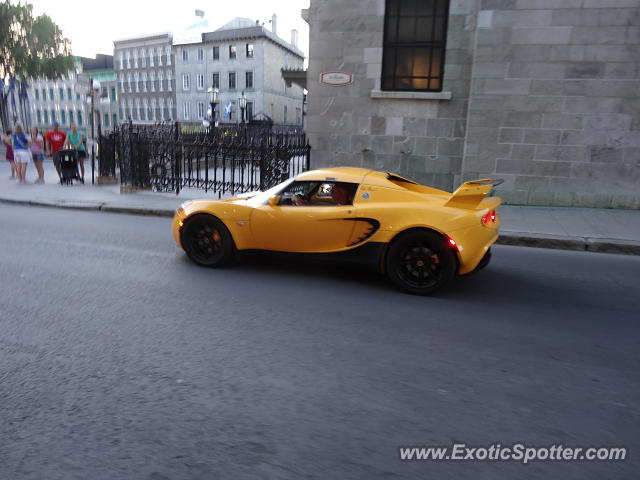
[
  {"x1": 238, "y1": 91, "x2": 247, "y2": 124},
  {"x1": 208, "y1": 86, "x2": 219, "y2": 126}
]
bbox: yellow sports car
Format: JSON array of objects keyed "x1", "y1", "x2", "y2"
[{"x1": 172, "y1": 167, "x2": 502, "y2": 295}]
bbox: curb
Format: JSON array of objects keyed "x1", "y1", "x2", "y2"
[
  {"x1": 498, "y1": 232, "x2": 640, "y2": 256},
  {"x1": 3, "y1": 197, "x2": 639, "y2": 256},
  {"x1": 0, "y1": 197, "x2": 175, "y2": 218}
]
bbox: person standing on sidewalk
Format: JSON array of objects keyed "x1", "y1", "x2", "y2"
[
  {"x1": 11, "y1": 123, "x2": 31, "y2": 184},
  {"x1": 45, "y1": 121, "x2": 66, "y2": 181},
  {"x1": 29, "y1": 126, "x2": 45, "y2": 184},
  {"x1": 66, "y1": 123, "x2": 85, "y2": 183},
  {"x1": 2, "y1": 129, "x2": 16, "y2": 179}
]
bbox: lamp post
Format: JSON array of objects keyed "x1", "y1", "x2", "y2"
[
  {"x1": 207, "y1": 86, "x2": 218, "y2": 127},
  {"x1": 238, "y1": 91, "x2": 247, "y2": 124}
]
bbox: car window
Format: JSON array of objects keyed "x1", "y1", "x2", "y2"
[{"x1": 279, "y1": 181, "x2": 358, "y2": 206}]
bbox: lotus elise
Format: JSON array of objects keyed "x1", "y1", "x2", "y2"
[{"x1": 172, "y1": 167, "x2": 502, "y2": 295}]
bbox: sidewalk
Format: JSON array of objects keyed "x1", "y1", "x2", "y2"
[{"x1": 1, "y1": 158, "x2": 639, "y2": 255}]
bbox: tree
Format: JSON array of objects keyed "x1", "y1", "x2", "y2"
[{"x1": 0, "y1": 1, "x2": 74, "y2": 129}]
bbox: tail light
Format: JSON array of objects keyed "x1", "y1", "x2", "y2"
[{"x1": 481, "y1": 209, "x2": 497, "y2": 226}]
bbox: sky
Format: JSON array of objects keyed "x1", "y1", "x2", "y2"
[{"x1": 23, "y1": 0, "x2": 310, "y2": 59}]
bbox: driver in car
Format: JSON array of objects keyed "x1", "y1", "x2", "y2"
[{"x1": 292, "y1": 183, "x2": 351, "y2": 206}]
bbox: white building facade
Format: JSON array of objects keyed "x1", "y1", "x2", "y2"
[
  {"x1": 29, "y1": 55, "x2": 119, "y2": 134},
  {"x1": 113, "y1": 33, "x2": 176, "y2": 124},
  {"x1": 174, "y1": 18, "x2": 305, "y2": 125}
]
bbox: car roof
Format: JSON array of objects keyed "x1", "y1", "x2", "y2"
[{"x1": 295, "y1": 167, "x2": 375, "y2": 184}]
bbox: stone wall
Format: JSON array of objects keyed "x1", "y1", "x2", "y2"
[
  {"x1": 304, "y1": 0, "x2": 477, "y2": 191},
  {"x1": 305, "y1": 0, "x2": 640, "y2": 208},
  {"x1": 465, "y1": 0, "x2": 640, "y2": 208}
]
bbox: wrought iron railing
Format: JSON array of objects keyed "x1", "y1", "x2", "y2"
[{"x1": 98, "y1": 122, "x2": 310, "y2": 195}]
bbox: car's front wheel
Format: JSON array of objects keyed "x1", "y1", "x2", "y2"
[
  {"x1": 181, "y1": 214, "x2": 234, "y2": 267},
  {"x1": 385, "y1": 230, "x2": 456, "y2": 295}
]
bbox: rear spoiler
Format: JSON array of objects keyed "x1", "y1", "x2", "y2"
[{"x1": 444, "y1": 179, "x2": 504, "y2": 209}]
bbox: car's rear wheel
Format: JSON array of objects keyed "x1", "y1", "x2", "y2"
[
  {"x1": 385, "y1": 230, "x2": 456, "y2": 295},
  {"x1": 181, "y1": 214, "x2": 234, "y2": 267}
]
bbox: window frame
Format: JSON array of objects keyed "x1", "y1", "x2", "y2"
[
  {"x1": 278, "y1": 181, "x2": 359, "y2": 207},
  {"x1": 212, "y1": 46, "x2": 220, "y2": 60},
  {"x1": 380, "y1": 0, "x2": 450, "y2": 93},
  {"x1": 229, "y1": 45, "x2": 237, "y2": 60},
  {"x1": 246, "y1": 43, "x2": 254, "y2": 58},
  {"x1": 228, "y1": 71, "x2": 236, "y2": 90},
  {"x1": 245, "y1": 71, "x2": 254, "y2": 89}
]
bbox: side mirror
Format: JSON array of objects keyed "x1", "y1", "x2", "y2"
[{"x1": 267, "y1": 195, "x2": 281, "y2": 206}]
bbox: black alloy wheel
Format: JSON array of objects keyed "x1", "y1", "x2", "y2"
[
  {"x1": 386, "y1": 231, "x2": 456, "y2": 295},
  {"x1": 181, "y1": 214, "x2": 234, "y2": 267}
]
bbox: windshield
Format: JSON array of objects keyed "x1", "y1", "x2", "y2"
[{"x1": 243, "y1": 177, "x2": 296, "y2": 206}]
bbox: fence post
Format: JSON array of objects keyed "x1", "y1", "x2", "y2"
[{"x1": 174, "y1": 121, "x2": 181, "y2": 195}]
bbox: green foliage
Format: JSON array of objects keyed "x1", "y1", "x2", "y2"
[{"x1": 0, "y1": 1, "x2": 74, "y2": 80}]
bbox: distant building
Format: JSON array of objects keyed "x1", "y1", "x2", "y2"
[
  {"x1": 113, "y1": 33, "x2": 176, "y2": 124},
  {"x1": 302, "y1": 0, "x2": 640, "y2": 209},
  {"x1": 173, "y1": 17, "x2": 305, "y2": 125},
  {"x1": 29, "y1": 54, "x2": 118, "y2": 134}
]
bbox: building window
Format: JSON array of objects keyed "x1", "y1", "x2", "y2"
[
  {"x1": 49, "y1": 88, "x2": 54, "y2": 100},
  {"x1": 51, "y1": 110, "x2": 56, "y2": 123},
  {"x1": 296, "y1": 107, "x2": 301, "y2": 125},
  {"x1": 67, "y1": 87, "x2": 72, "y2": 100},
  {"x1": 104, "y1": 113, "x2": 110, "y2": 127},
  {"x1": 77, "y1": 110, "x2": 83, "y2": 126},
  {"x1": 229, "y1": 45, "x2": 236, "y2": 59},
  {"x1": 197, "y1": 102, "x2": 205, "y2": 119},
  {"x1": 183, "y1": 102, "x2": 190, "y2": 120},
  {"x1": 246, "y1": 101, "x2": 253, "y2": 121},
  {"x1": 158, "y1": 72, "x2": 164, "y2": 91},
  {"x1": 197, "y1": 48, "x2": 204, "y2": 62},
  {"x1": 42, "y1": 88, "x2": 46, "y2": 100},
  {"x1": 112, "y1": 113, "x2": 118, "y2": 126},
  {"x1": 182, "y1": 74, "x2": 190, "y2": 90},
  {"x1": 212, "y1": 46, "x2": 219, "y2": 60},
  {"x1": 228, "y1": 72, "x2": 236, "y2": 89},
  {"x1": 284, "y1": 105, "x2": 288, "y2": 124},
  {"x1": 182, "y1": 49, "x2": 188, "y2": 62},
  {"x1": 245, "y1": 71, "x2": 253, "y2": 89},
  {"x1": 58, "y1": 87, "x2": 64, "y2": 100},
  {"x1": 197, "y1": 74, "x2": 204, "y2": 90},
  {"x1": 69, "y1": 110, "x2": 74, "y2": 125},
  {"x1": 36, "y1": 110, "x2": 41, "y2": 123},
  {"x1": 61, "y1": 110, "x2": 66, "y2": 124},
  {"x1": 382, "y1": 0, "x2": 449, "y2": 92},
  {"x1": 35, "y1": 89, "x2": 39, "y2": 101},
  {"x1": 212, "y1": 72, "x2": 220, "y2": 89},
  {"x1": 111, "y1": 87, "x2": 116, "y2": 101},
  {"x1": 246, "y1": 43, "x2": 254, "y2": 58},
  {"x1": 43, "y1": 111, "x2": 48, "y2": 123}
]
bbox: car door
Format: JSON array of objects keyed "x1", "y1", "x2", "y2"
[{"x1": 250, "y1": 203, "x2": 357, "y2": 253}]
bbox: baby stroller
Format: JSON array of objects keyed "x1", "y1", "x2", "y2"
[{"x1": 58, "y1": 149, "x2": 81, "y2": 185}]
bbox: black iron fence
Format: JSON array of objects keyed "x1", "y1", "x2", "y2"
[{"x1": 98, "y1": 122, "x2": 311, "y2": 195}]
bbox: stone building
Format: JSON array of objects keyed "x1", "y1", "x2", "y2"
[
  {"x1": 29, "y1": 55, "x2": 119, "y2": 134},
  {"x1": 303, "y1": 0, "x2": 640, "y2": 209},
  {"x1": 174, "y1": 17, "x2": 305, "y2": 125},
  {"x1": 113, "y1": 33, "x2": 176, "y2": 124}
]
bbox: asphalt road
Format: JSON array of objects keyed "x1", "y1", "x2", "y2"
[{"x1": 1, "y1": 204, "x2": 638, "y2": 480}]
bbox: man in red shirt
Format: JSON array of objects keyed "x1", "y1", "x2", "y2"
[{"x1": 45, "y1": 121, "x2": 67, "y2": 180}]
